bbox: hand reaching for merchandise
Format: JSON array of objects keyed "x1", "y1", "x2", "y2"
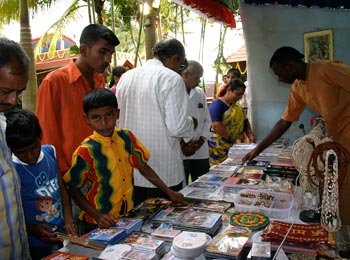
[
  {"x1": 27, "y1": 223, "x2": 62, "y2": 243},
  {"x1": 97, "y1": 213, "x2": 118, "y2": 229},
  {"x1": 168, "y1": 191, "x2": 188, "y2": 206}
]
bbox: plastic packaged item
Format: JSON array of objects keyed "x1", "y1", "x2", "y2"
[{"x1": 234, "y1": 189, "x2": 294, "y2": 219}]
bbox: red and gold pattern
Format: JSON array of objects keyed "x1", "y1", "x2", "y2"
[
  {"x1": 230, "y1": 212, "x2": 270, "y2": 230},
  {"x1": 261, "y1": 220, "x2": 328, "y2": 248}
]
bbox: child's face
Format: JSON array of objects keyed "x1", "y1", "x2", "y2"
[
  {"x1": 12, "y1": 138, "x2": 41, "y2": 165},
  {"x1": 85, "y1": 106, "x2": 118, "y2": 137}
]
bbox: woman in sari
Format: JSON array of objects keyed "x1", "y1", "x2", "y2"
[{"x1": 208, "y1": 79, "x2": 255, "y2": 165}]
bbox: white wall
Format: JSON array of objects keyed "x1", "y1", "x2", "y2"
[{"x1": 239, "y1": 1, "x2": 350, "y2": 144}]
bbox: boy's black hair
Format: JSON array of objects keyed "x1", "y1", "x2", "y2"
[
  {"x1": 219, "y1": 79, "x2": 246, "y2": 97},
  {"x1": 270, "y1": 46, "x2": 304, "y2": 67},
  {"x1": 83, "y1": 88, "x2": 118, "y2": 114},
  {"x1": 0, "y1": 38, "x2": 30, "y2": 74},
  {"x1": 80, "y1": 24, "x2": 120, "y2": 47},
  {"x1": 5, "y1": 109, "x2": 42, "y2": 150}
]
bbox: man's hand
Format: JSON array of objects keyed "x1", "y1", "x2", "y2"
[
  {"x1": 242, "y1": 149, "x2": 260, "y2": 163},
  {"x1": 27, "y1": 224, "x2": 62, "y2": 243},
  {"x1": 181, "y1": 141, "x2": 197, "y2": 156},
  {"x1": 97, "y1": 214, "x2": 118, "y2": 229},
  {"x1": 181, "y1": 137, "x2": 205, "y2": 156},
  {"x1": 168, "y1": 191, "x2": 188, "y2": 205}
]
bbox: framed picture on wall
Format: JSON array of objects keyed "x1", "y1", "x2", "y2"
[{"x1": 304, "y1": 29, "x2": 333, "y2": 63}]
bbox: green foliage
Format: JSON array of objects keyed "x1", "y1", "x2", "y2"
[{"x1": 69, "y1": 44, "x2": 79, "y2": 54}]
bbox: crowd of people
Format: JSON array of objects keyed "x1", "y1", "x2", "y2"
[
  {"x1": 1, "y1": 22, "x2": 350, "y2": 259},
  {"x1": 0, "y1": 24, "x2": 252, "y2": 258}
]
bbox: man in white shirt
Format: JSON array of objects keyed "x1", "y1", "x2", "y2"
[
  {"x1": 180, "y1": 60, "x2": 212, "y2": 184},
  {"x1": 116, "y1": 39, "x2": 195, "y2": 206}
]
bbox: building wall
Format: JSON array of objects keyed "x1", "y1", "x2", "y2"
[{"x1": 239, "y1": 1, "x2": 350, "y2": 144}]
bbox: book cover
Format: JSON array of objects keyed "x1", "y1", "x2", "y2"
[
  {"x1": 224, "y1": 176, "x2": 241, "y2": 185},
  {"x1": 99, "y1": 244, "x2": 132, "y2": 260},
  {"x1": 122, "y1": 232, "x2": 165, "y2": 253},
  {"x1": 121, "y1": 248, "x2": 158, "y2": 260},
  {"x1": 151, "y1": 223, "x2": 182, "y2": 239},
  {"x1": 151, "y1": 206, "x2": 189, "y2": 223},
  {"x1": 205, "y1": 233, "x2": 249, "y2": 259},
  {"x1": 187, "y1": 198, "x2": 232, "y2": 213},
  {"x1": 81, "y1": 228, "x2": 126, "y2": 245},
  {"x1": 112, "y1": 218, "x2": 143, "y2": 234},
  {"x1": 175, "y1": 209, "x2": 222, "y2": 229},
  {"x1": 184, "y1": 189, "x2": 217, "y2": 200},
  {"x1": 187, "y1": 181, "x2": 222, "y2": 190},
  {"x1": 43, "y1": 251, "x2": 89, "y2": 260},
  {"x1": 198, "y1": 174, "x2": 228, "y2": 182},
  {"x1": 210, "y1": 164, "x2": 239, "y2": 172},
  {"x1": 127, "y1": 201, "x2": 165, "y2": 221}
]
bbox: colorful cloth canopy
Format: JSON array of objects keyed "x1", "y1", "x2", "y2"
[{"x1": 172, "y1": 0, "x2": 236, "y2": 28}]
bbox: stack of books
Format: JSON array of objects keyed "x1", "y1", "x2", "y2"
[
  {"x1": 172, "y1": 209, "x2": 222, "y2": 236},
  {"x1": 121, "y1": 231, "x2": 167, "y2": 258}
]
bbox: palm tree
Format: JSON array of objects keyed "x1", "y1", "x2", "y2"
[
  {"x1": 19, "y1": 0, "x2": 37, "y2": 112},
  {"x1": 0, "y1": 0, "x2": 48, "y2": 111}
]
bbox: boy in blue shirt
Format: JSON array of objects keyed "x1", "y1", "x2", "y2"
[{"x1": 5, "y1": 109, "x2": 76, "y2": 260}]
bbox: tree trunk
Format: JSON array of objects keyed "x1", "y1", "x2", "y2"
[
  {"x1": 144, "y1": 6, "x2": 157, "y2": 61},
  {"x1": 20, "y1": 0, "x2": 37, "y2": 112}
]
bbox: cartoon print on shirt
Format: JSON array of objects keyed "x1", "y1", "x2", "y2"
[{"x1": 35, "y1": 196, "x2": 61, "y2": 222}]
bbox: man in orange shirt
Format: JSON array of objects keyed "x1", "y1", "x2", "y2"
[
  {"x1": 36, "y1": 24, "x2": 119, "y2": 175},
  {"x1": 243, "y1": 46, "x2": 350, "y2": 225}
]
